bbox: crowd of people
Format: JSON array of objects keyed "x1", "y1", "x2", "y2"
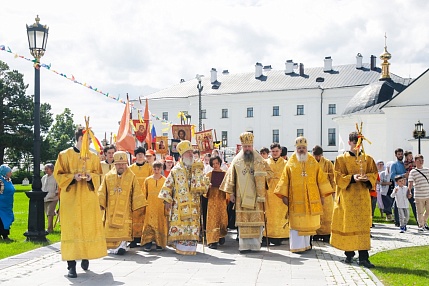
[{"x1": 1, "y1": 126, "x2": 429, "y2": 279}]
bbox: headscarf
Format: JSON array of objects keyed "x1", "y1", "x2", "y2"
[{"x1": 0, "y1": 164, "x2": 12, "y2": 177}]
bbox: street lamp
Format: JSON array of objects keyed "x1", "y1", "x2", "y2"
[
  {"x1": 413, "y1": 121, "x2": 425, "y2": 155},
  {"x1": 196, "y1": 74, "x2": 204, "y2": 131},
  {"x1": 222, "y1": 137, "x2": 227, "y2": 162},
  {"x1": 24, "y1": 15, "x2": 49, "y2": 242}
]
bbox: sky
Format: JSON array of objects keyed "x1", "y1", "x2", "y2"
[{"x1": 2, "y1": 0, "x2": 429, "y2": 141}]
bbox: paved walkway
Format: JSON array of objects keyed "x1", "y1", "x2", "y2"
[{"x1": 0, "y1": 223, "x2": 428, "y2": 285}]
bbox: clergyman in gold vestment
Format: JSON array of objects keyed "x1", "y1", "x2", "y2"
[
  {"x1": 53, "y1": 126, "x2": 107, "y2": 278},
  {"x1": 274, "y1": 137, "x2": 333, "y2": 253},
  {"x1": 129, "y1": 146, "x2": 153, "y2": 247},
  {"x1": 312, "y1": 145, "x2": 336, "y2": 242},
  {"x1": 220, "y1": 132, "x2": 273, "y2": 253},
  {"x1": 330, "y1": 131, "x2": 378, "y2": 269},
  {"x1": 263, "y1": 143, "x2": 289, "y2": 246},
  {"x1": 98, "y1": 151, "x2": 147, "y2": 255}
]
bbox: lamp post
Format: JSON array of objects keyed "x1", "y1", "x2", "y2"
[
  {"x1": 24, "y1": 15, "x2": 49, "y2": 242},
  {"x1": 196, "y1": 74, "x2": 204, "y2": 132},
  {"x1": 413, "y1": 121, "x2": 425, "y2": 155},
  {"x1": 222, "y1": 137, "x2": 227, "y2": 162}
]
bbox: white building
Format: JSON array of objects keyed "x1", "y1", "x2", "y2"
[{"x1": 133, "y1": 50, "x2": 411, "y2": 161}]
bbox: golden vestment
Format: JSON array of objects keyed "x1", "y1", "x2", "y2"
[
  {"x1": 264, "y1": 157, "x2": 289, "y2": 239},
  {"x1": 101, "y1": 160, "x2": 115, "y2": 176},
  {"x1": 330, "y1": 151, "x2": 377, "y2": 251},
  {"x1": 316, "y1": 157, "x2": 336, "y2": 235},
  {"x1": 53, "y1": 147, "x2": 107, "y2": 261},
  {"x1": 220, "y1": 150, "x2": 272, "y2": 239},
  {"x1": 158, "y1": 161, "x2": 209, "y2": 255},
  {"x1": 98, "y1": 167, "x2": 147, "y2": 249},
  {"x1": 129, "y1": 163, "x2": 153, "y2": 238},
  {"x1": 205, "y1": 171, "x2": 228, "y2": 244},
  {"x1": 141, "y1": 175, "x2": 168, "y2": 248},
  {"x1": 274, "y1": 153, "x2": 333, "y2": 236}
]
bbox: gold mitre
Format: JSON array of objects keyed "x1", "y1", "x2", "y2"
[
  {"x1": 113, "y1": 151, "x2": 128, "y2": 164},
  {"x1": 177, "y1": 140, "x2": 193, "y2": 156},
  {"x1": 240, "y1": 132, "x2": 254, "y2": 145},
  {"x1": 295, "y1": 136, "x2": 307, "y2": 147}
]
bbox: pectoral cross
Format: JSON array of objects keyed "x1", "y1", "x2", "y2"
[{"x1": 301, "y1": 162, "x2": 307, "y2": 177}]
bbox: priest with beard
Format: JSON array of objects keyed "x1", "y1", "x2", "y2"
[
  {"x1": 220, "y1": 132, "x2": 273, "y2": 253},
  {"x1": 158, "y1": 140, "x2": 209, "y2": 255},
  {"x1": 274, "y1": 136, "x2": 333, "y2": 253}
]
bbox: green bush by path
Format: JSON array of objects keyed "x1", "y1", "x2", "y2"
[
  {"x1": 370, "y1": 246, "x2": 429, "y2": 286},
  {"x1": 0, "y1": 192, "x2": 61, "y2": 259}
]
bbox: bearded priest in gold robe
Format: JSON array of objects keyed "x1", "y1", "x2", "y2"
[
  {"x1": 54, "y1": 126, "x2": 107, "y2": 278},
  {"x1": 158, "y1": 140, "x2": 209, "y2": 255},
  {"x1": 312, "y1": 145, "x2": 336, "y2": 243},
  {"x1": 220, "y1": 132, "x2": 273, "y2": 253},
  {"x1": 274, "y1": 137, "x2": 333, "y2": 253},
  {"x1": 330, "y1": 131, "x2": 378, "y2": 269},
  {"x1": 98, "y1": 151, "x2": 147, "y2": 255},
  {"x1": 129, "y1": 146, "x2": 153, "y2": 247},
  {"x1": 263, "y1": 143, "x2": 289, "y2": 246}
]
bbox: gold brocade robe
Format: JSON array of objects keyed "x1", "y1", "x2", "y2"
[
  {"x1": 158, "y1": 162, "x2": 208, "y2": 243},
  {"x1": 316, "y1": 157, "x2": 336, "y2": 235},
  {"x1": 141, "y1": 175, "x2": 168, "y2": 248},
  {"x1": 264, "y1": 157, "x2": 289, "y2": 239},
  {"x1": 98, "y1": 168, "x2": 147, "y2": 248},
  {"x1": 220, "y1": 150, "x2": 273, "y2": 239},
  {"x1": 205, "y1": 171, "x2": 228, "y2": 244},
  {"x1": 129, "y1": 163, "x2": 153, "y2": 238},
  {"x1": 53, "y1": 147, "x2": 107, "y2": 261},
  {"x1": 274, "y1": 153, "x2": 333, "y2": 236},
  {"x1": 330, "y1": 151, "x2": 377, "y2": 251}
]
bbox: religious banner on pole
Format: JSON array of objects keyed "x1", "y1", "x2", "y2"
[
  {"x1": 172, "y1": 125, "x2": 192, "y2": 141},
  {"x1": 155, "y1": 136, "x2": 168, "y2": 155},
  {"x1": 133, "y1": 119, "x2": 148, "y2": 143},
  {"x1": 195, "y1": 129, "x2": 214, "y2": 154}
]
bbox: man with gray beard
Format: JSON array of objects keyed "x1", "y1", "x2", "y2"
[
  {"x1": 275, "y1": 137, "x2": 333, "y2": 253},
  {"x1": 159, "y1": 140, "x2": 209, "y2": 255},
  {"x1": 220, "y1": 132, "x2": 273, "y2": 253}
]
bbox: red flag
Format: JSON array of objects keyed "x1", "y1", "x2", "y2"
[{"x1": 116, "y1": 95, "x2": 135, "y2": 154}]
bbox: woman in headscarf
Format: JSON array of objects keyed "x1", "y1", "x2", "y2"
[{"x1": 0, "y1": 164, "x2": 15, "y2": 241}]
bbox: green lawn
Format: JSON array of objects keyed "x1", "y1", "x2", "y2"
[
  {"x1": 371, "y1": 246, "x2": 429, "y2": 286},
  {"x1": 0, "y1": 185, "x2": 61, "y2": 259}
]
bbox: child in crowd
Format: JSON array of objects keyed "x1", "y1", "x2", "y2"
[
  {"x1": 390, "y1": 175, "x2": 410, "y2": 233},
  {"x1": 404, "y1": 151, "x2": 415, "y2": 173},
  {"x1": 141, "y1": 161, "x2": 168, "y2": 251}
]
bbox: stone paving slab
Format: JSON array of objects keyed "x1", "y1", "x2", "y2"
[{"x1": 0, "y1": 224, "x2": 428, "y2": 285}]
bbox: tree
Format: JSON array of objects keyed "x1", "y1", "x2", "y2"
[
  {"x1": 45, "y1": 108, "x2": 76, "y2": 161},
  {"x1": 0, "y1": 60, "x2": 53, "y2": 166}
]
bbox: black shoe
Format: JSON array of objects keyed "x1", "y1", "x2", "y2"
[
  {"x1": 81, "y1": 259, "x2": 89, "y2": 270},
  {"x1": 358, "y1": 260, "x2": 375, "y2": 269},
  {"x1": 208, "y1": 243, "x2": 218, "y2": 249},
  {"x1": 218, "y1": 237, "x2": 225, "y2": 245},
  {"x1": 425, "y1": 224, "x2": 429, "y2": 230},
  {"x1": 142, "y1": 242, "x2": 152, "y2": 252},
  {"x1": 270, "y1": 238, "x2": 282, "y2": 246},
  {"x1": 235, "y1": 235, "x2": 239, "y2": 242},
  {"x1": 67, "y1": 267, "x2": 77, "y2": 278},
  {"x1": 345, "y1": 257, "x2": 353, "y2": 264},
  {"x1": 322, "y1": 235, "x2": 330, "y2": 243},
  {"x1": 155, "y1": 245, "x2": 163, "y2": 251},
  {"x1": 128, "y1": 241, "x2": 138, "y2": 248},
  {"x1": 239, "y1": 249, "x2": 252, "y2": 254}
]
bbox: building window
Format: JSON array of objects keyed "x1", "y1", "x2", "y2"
[
  {"x1": 273, "y1": 129, "x2": 279, "y2": 143},
  {"x1": 162, "y1": 133, "x2": 168, "y2": 137},
  {"x1": 222, "y1": 131, "x2": 228, "y2": 147},
  {"x1": 328, "y1": 128, "x2": 336, "y2": 146},
  {"x1": 222, "y1": 109, "x2": 228, "y2": 118},
  {"x1": 201, "y1": 109, "x2": 207, "y2": 119},
  {"x1": 297, "y1": 105, "x2": 304, "y2": 115},
  {"x1": 273, "y1": 106, "x2": 279, "y2": 116},
  {"x1": 247, "y1": 107, "x2": 253, "y2": 118},
  {"x1": 297, "y1": 129, "x2": 304, "y2": 137},
  {"x1": 162, "y1": 112, "x2": 168, "y2": 120},
  {"x1": 328, "y1": 104, "x2": 336, "y2": 115}
]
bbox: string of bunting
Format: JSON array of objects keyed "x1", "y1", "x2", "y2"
[{"x1": 0, "y1": 44, "x2": 177, "y2": 127}]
